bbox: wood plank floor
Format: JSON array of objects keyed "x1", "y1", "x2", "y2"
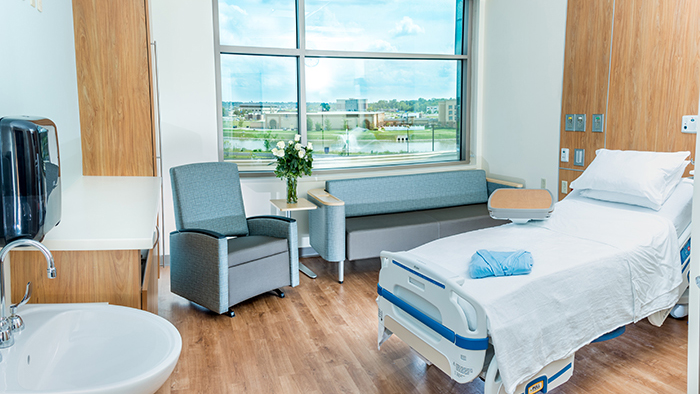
[{"x1": 154, "y1": 257, "x2": 688, "y2": 394}]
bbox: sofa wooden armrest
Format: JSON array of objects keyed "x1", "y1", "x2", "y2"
[{"x1": 308, "y1": 188, "x2": 345, "y2": 206}]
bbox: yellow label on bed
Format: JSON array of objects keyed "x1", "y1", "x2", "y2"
[{"x1": 528, "y1": 381, "x2": 544, "y2": 394}]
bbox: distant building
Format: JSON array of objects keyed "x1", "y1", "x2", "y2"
[
  {"x1": 264, "y1": 111, "x2": 385, "y2": 130},
  {"x1": 438, "y1": 100, "x2": 458, "y2": 127},
  {"x1": 237, "y1": 103, "x2": 279, "y2": 114},
  {"x1": 334, "y1": 98, "x2": 368, "y2": 112}
]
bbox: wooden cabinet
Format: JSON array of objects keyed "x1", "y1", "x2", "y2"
[
  {"x1": 8, "y1": 177, "x2": 161, "y2": 313},
  {"x1": 10, "y1": 242, "x2": 158, "y2": 313},
  {"x1": 558, "y1": 0, "x2": 700, "y2": 200},
  {"x1": 72, "y1": 0, "x2": 156, "y2": 177}
]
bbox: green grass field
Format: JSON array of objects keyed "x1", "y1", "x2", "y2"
[{"x1": 222, "y1": 119, "x2": 458, "y2": 160}]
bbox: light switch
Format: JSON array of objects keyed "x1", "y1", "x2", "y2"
[
  {"x1": 574, "y1": 114, "x2": 586, "y2": 132},
  {"x1": 592, "y1": 114, "x2": 604, "y2": 132},
  {"x1": 560, "y1": 148, "x2": 569, "y2": 162},
  {"x1": 564, "y1": 114, "x2": 574, "y2": 131},
  {"x1": 682, "y1": 115, "x2": 698, "y2": 134},
  {"x1": 574, "y1": 149, "x2": 585, "y2": 166}
]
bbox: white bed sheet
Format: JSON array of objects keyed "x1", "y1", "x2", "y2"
[
  {"x1": 566, "y1": 177, "x2": 693, "y2": 236},
  {"x1": 409, "y1": 191, "x2": 684, "y2": 394}
]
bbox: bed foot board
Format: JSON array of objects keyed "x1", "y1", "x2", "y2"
[{"x1": 483, "y1": 354, "x2": 575, "y2": 394}]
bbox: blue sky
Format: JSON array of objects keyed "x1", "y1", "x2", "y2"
[{"x1": 219, "y1": 0, "x2": 461, "y2": 103}]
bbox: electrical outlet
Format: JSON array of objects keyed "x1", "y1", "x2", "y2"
[
  {"x1": 561, "y1": 180, "x2": 568, "y2": 194},
  {"x1": 682, "y1": 115, "x2": 698, "y2": 134},
  {"x1": 574, "y1": 114, "x2": 586, "y2": 132},
  {"x1": 560, "y1": 148, "x2": 569, "y2": 162},
  {"x1": 564, "y1": 114, "x2": 574, "y2": 131},
  {"x1": 541, "y1": 178, "x2": 546, "y2": 189}
]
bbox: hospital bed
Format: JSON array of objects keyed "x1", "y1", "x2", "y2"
[{"x1": 377, "y1": 178, "x2": 693, "y2": 394}]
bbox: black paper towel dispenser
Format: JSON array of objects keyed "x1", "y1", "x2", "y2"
[{"x1": 0, "y1": 116, "x2": 61, "y2": 246}]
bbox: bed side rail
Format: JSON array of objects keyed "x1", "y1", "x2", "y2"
[{"x1": 377, "y1": 251, "x2": 489, "y2": 383}]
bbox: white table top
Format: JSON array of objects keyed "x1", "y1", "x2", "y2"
[{"x1": 40, "y1": 176, "x2": 161, "y2": 251}]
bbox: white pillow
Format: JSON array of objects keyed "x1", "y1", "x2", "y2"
[
  {"x1": 579, "y1": 188, "x2": 671, "y2": 210},
  {"x1": 570, "y1": 149, "x2": 690, "y2": 210}
]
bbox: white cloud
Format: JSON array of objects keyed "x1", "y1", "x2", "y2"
[
  {"x1": 389, "y1": 16, "x2": 425, "y2": 37},
  {"x1": 365, "y1": 40, "x2": 398, "y2": 52}
]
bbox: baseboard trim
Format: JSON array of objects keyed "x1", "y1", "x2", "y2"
[{"x1": 299, "y1": 246, "x2": 319, "y2": 258}]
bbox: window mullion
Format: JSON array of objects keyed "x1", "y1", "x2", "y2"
[{"x1": 297, "y1": 0, "x2": 308, "y2": 144}]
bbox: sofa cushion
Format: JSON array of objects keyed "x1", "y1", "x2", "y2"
[
  {"x1": 227, "y1": 235, "x2": 288, "y2": 268},
  {"x1": 345, "y1": 211, "x2": 440, "y2": 261},
  {"x1": 423, "y1": 204, "x2": 507, "y2": 238},
  {"x1": 327, "y1": 170, "x2": 489, "y2": 217}
]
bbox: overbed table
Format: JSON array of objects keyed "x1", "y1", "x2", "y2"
[{"x1": 270, "y1": 197, "x2": 318, "y2": 279}]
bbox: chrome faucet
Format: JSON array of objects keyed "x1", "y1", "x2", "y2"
[{"x1": 0, "y1": 238, "x2": 56, "y2": 349}]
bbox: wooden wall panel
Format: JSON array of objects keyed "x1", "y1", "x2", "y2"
[
  {"x1": 607, "y1": 0, "x2": 700, "y2": 156},
  {"x1": 10, "y1": 250, "x2": 141, "y2": 309},
  {"x1": 559, "y1": 0, "x2": 614, "y2": 171},
  {"x1": 73, "y1": 0, "x2": 155, "y2": 176},
  {"x1": 559, "y1": 0, "x2": 700, "y2": 200},
  {"x1": 558, "y1": 169, "x2": 583, "y2": 201}
]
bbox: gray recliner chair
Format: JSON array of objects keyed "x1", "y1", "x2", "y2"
[{"x1": 169, "y1": 162, "x2": 299, "y2": 317}]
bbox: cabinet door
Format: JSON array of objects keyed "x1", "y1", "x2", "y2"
[{"x1": 73, "y1": 0, "x2": 155, "y2": 176}]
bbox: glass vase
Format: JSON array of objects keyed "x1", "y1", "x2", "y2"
[{"x1": 286, "y1": 177, "x2": 298, "y2": 204}]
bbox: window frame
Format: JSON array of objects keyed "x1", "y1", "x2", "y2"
[{"x1": 213, "y1": 0, "x2": 473, "y2": 170}]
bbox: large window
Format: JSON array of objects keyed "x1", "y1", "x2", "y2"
[{"x1": 216, "y1": 0, "x2": 470, "y2": 170}]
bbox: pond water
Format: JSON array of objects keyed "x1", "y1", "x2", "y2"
[{"x1": 224, "y1": 136, "x2": 458, "y2": 155}]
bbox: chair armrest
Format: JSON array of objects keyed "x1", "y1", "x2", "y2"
[
  {"x1": 247, "y1": 216, "x2": 299, "y2": 287},
  {"x1": 307, "y1": 191, "x2": 346, "y2": 262},
  {"x1": 169, "y1": 229, "x2": 229, "y2": 314},
  {"x1": 174, "y1": 228, "x2": 226, "y2": 239},
  {"x1": 486, "y1": 177, "x2": 524, "y2": 196}
]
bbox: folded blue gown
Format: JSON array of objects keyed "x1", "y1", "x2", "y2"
[{"x1": 469, "y1": 250, "x2": 533, "y2": 279}]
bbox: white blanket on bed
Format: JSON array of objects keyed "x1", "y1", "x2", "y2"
[{"x1": 409, "y1": 194, "x2": 683, "y2": 394}]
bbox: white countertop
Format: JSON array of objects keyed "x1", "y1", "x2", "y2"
[{"x1": 41, "y1": 176, "x2": 161, "y2": 251}]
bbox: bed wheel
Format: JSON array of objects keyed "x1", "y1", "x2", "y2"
[{"x1": 227, "y1": 308, "x2": 235, "y2": 318}]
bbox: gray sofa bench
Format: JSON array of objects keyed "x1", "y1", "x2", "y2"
[{"x1": 307, "y1": 170, "x2": 521, "y2": 282}]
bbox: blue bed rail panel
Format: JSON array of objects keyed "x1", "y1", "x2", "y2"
[{"x1": 377, "y1": 284, "x2": 488, "y2": 351}]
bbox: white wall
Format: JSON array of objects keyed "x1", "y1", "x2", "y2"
[
  {"x1": 149, "y1": 0, "x2": 220, "y2": 253},
  {"x1": 478, "y1": 0, "x2": 568, "y2": 196},
  {"x1": 0, "y1": 0, "x2": 82, "y2": 188}
]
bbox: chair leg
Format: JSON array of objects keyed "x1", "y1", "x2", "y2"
[
  {"x1": 338, "y1": 260, "x2": 344, "y2": 284},
  {"x1": 227, "y1": 308, "x2": 235, "y2": 318},
  {"x1": 271, "y1": 288, "x2": 285, "y2": 298}
]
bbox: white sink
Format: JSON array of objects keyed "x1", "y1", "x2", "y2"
[{"x1": 0, "y1": 303, "x2": 181, "y2": 394}]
